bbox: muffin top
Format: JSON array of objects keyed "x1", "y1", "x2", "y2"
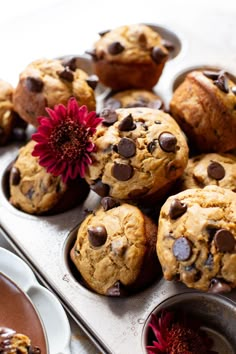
[{"x1": 93, "y1": 24, "x2": 168, "y2": 64}]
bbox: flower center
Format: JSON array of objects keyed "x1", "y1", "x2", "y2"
[{"x1": 48, "y1": 117, "x2": 90, "y2": 162}]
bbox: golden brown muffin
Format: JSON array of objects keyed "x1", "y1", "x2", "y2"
[
  {"x1": 0, "y1": 79, "x2": 15, "y2": 145},
  {"x1": 170, "y1": 70, "x2": 236, "y2": 153},
  {"x1": 0, "y1": 328, "x2": 41, "y2": 354},
  {"x1": 103, "y1": 89, "x2": 164, "y2": 110},
  {"x1": 157, "y1": 186, "x2": 236, "y2": 293},
  {"x1": 70, "y1": 199, "x2": 160, "y2": 296},
  {"x1": 179, "y1": 153, "x2": 236, "y2": 192},
  {"x1": 89, "y1": 24, "x2": 169, "y2": 90},
  {"x1": 85, "y1": 107, "x2": 189, "y2": 204},
  {"x1": 9, "y1": 140, "x2": 89, "y2": 215},
  {"x1": 13, "y1": 58, "x2": 96, "y2": 126}
]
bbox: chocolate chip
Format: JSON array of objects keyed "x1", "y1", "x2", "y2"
[
  {"x1": 169, "y1": 199, "x2": 187, "y2": 219},
  {"x1": 57, "y1": 67, "x2": 74, "y2": 82},
  {"x1": 61, "y1": 56, "x2": 77, "y2": 71},
  {"x1": 232, "y1": 86, "x2": 236, "y2": 95},
  {"x1": 173, "y1": 237, "x2": 192, "y2": 261},
  {"x1": 161, "y1": 39, "x2": 175, "y2": 51},
  {"x1": 158, "y1": 132, "x2": 177, "y2": 152},
  {"x1": 108, "y1": 41, "x2": 125, "y2": 55},
  {"x1": 151, "y1": 46, "x2": 168, "y2": 64},
  {"x1": 101, "y1": 196, "x2": 120, "y2": 211},
  {"x1": 207, "y1": 161, "x2": 225, "y2": 180},
  {"x1": 214, "y1": 72, "x2": 229, "y2": 93},
  {"x1": 147, "y1": 140, "x2": 158, "y2": 153},
  {"x1": 118, "y1": 114, "x2": 136, "y2": 131},
  {"x1": 98, "y1": 29, "x2": 110, "y2": 37},
  {"x1": 104, "y1": 98, "x2": 122, "y2": 110},
  {"x1": 203, "y1": 70, "x2": 220, "y2": 80},
  {"x1": 25, "y1": 77, "x2": 44, "y2": 92},
  {"x1": 112, "y1": 163, "x2": 133, "y2": 181},
  {"x1": 88, "y1": 225, "x2": 107, "y2": 247},
  {"x1": 214, "y1": 229, "x2": 235, "y2": 252},
  {"x1": 106, "y1": 281, "x2": 126, "y2": 297},
  {"x1": 209, "y1": 278, "x2": 231, "y2": 293},
  {"x1": 10, "y1": 166, "x2": 21, "y2": 185},
  {"x1": 101, "y1": 108, "x2": 118, "y2": 125},
  {"x1": 90, "y1": 180, "x2": 110, "y2": 197},
  {"x1": 148, "y1": 99, "x2": 163, "y2": 110},
  {"x1": 117, "y1": 138, "x2": 136, "y2": 158},
  {"x1": 86, "y1": 75, "x2": 98, "y2": 90}
]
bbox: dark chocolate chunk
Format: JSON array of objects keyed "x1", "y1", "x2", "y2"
[
  {"x1": 108, "y1": 41, "x2": 125, "y2": 55},
  {"x1": 98, "y1": 29, "x2": 110, "y2": 37},
  {"x1": 104, "y1": 98, "x2": 122, "y2": 110},
  {"x1": 86, "y1": 75, "x2": 98, "y2": 90},
  {"x1": 169, "y1": 199, "x2": 187, "y2": 219},
  {"x1": 214, "y1": 229, "x2": 235, "y2": 252},
  {"x1": 232, "y1": 86, "x2": 236, "y2": 95},
  {"x1": 161, "y1": 39, "x2": 175, "y2": 51},
  {"x1": 57, "y1": 67, "x2": 74, "y2": 82},
  {"x1": 209, "y1": 278, "x2": 231, "y2": 293},
  {"x1": 203, "y1": 70, "x2": 220, "y2": 80},
  {"x1": 207, "y1": 161, "x2": 225, "y2": 180},
  {"x1": 112, "y1": 163, "x2": 133, "y2": 181},
  {"x1": 90, "y1": 180, "x2": 110, "y2": 197},
  {"x1": 106, "y1": 281, "x2": 126, "y2": 297},
  {"x1": 173, "y1": 237, "x2": 192, "y2": 261},
  {"x1": 148, "y1": 99, "x2": 163, "y2": 110},
  {"x1": 10, "y1": 166, "x2": 21, "y2": 185},
  {"x1": 159, "y1": 132, "x2": 177, "y2": 152},
  {"x1": 101, "y1": 196, "x2": 120, "y2": 211},
  {"x1": 118, "y1": 114, "x2": 136, "y2": 131},
  {"x1": 151, "y1": 46, "x2": 168, "y2": 64},
  {"x1": 147, "y1": 140, "x2": 158, "y2": 153},
  {"x1": 101, "y1": 108, "x2": 118, "y2": 125},
  {"x1": 25, "y1": 77, "x2": 44, "y2": 93},
  {"x1": 61, "y1": 56, "x2": 77, "y2": 71},
  {"x1": 214, "y1": 72, "x2": 229, "y2": 93},
  {"x1": 88, "y1": 225, "x2": 107, "y2": 247},
  {"x1": 117, "y1": 138, "x2": 136, "y2": 158}
]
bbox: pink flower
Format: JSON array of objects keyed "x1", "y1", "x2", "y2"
[{"x1": 32, "y1": 97, "x2": 103, "y2": 183}]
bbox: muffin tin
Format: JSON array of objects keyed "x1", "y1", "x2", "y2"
[{"x1": 0, "y1": 23, "x2": 236, "y2": 354}]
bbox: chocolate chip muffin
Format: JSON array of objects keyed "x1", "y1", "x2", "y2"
[
  {"x1": 156, "y1": 185, "x2": 236, "y2": 293},
  {"x1": 85, "y1": 107, "x2": 189, "y2": 204},
  {"x1": 170, "y1": 70, "x2": 236, "y2": 153},
  {"x1": 9, "y1": 140, "x2": 89, "y2": 215},
  {"x1": 0, "y1": 79, "x2": 15, "y2": 145},
  {"x1": 70, "y1": 198, "x2": 160, "y2": 296},
  {"x1": 88, "y1": 24, "x2": 169, "y2": 90},
  {"x1": 0, "y1": 328, "x2": 41, "y2": 354},
  {"x1": 13, "y1": 58, "x2": 96, "y2": 126},
  {"x1": 103, "y1": 89, "x2": 164, "y2": 110},
  {"x1": 179, "y1": 153, "x2": 236, "y2": 192}
]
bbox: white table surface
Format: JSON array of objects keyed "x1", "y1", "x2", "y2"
[{"x1": 0, "y1": 1, "x2": 235, "y2": 353}]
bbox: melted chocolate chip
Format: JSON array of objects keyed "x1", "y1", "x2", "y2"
[
  {"x1": 57, "y1": 67, "x2": 74, "y2": 82},
  {"x1": 214, "y1": 229, "x2": 235, "y2": 252},
  {"x1": 169, "y1": 199, "x2": 187, "y2": 219},
  {"x1": 101, "y1": 108, "x2": 118, "y2": 125},
  {"x1": 104, "y1": 98, "x2": 122, "y2": 110},
  {"x1": 203, "y1": 70, "x2": 220, "y2": 80},
  {"x1": 108, "y1": 41, "x2": 125, "y2": 55},
  {"x1": 232, "y1": 86, "x2": 236, "y2": 95},
  {"x1": 158, "y1": 132, "x2": 177, "y2": 152},
  {"x1": 101, "y1": 196, "x2": 120, "y2": 211},
  {"x1": 61, "y1": 56, "x2": 77, "y2": 71},
  {"x1": 214, "y1": 72, "x2": 229, "y2": 93},
  {"x1": 207, "y1": 161, "x2": 225, "y2": 180},
  {"x1": 25, "y1": 77, "x2": 44, "y2": 93},
  {"x1": 147, "y1": 140, "x2": 158, "y2": 153},
  {"x1": 151, "y1": 46, "x2": 168, "y2": 64},
  {"x1": 90, "y1": 180, "x2": 110, "y2": 197},
  {"x1": 173, "y1": 237, "x2": 192, "y2": 261},
  {"x1": 10, "y1": 166, "x2": 21, "y2": 185},
  {"x1": 117, "y1": 138, "x2": 136, "y2": 158},
  {"x1": 88, "y1": 225, "x2": 107, "y2": 247},
  {"x1": 209, "y1": 278, "x2": 231, "y2": 293},
  {"x1": 112, "y1": 163, "x2": 133, "y2": 181},
  {"x1": 118, "y1": 114, "x2": 136, "y2": 131},
  {"x1": 106, "y1": 281, "x2": 126, "y2": 297},
  {"x1": 86, "y1": 75, "x2": 98, "y2": 90}
]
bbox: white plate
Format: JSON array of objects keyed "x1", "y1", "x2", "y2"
[{"x1": 0, "y1": 247, "x2": 71, "y2": 354}]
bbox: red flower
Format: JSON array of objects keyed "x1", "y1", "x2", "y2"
[
  {"x1": 146, "y1": 310, "x2": 217, "y2": 354},
  {"x1": 32, "y1": 98, "x2": 103, "y2": 183}
]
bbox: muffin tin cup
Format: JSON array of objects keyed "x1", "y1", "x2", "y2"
[{"x1": 0, "y1": 20, "x2": 236, "y2": 354}]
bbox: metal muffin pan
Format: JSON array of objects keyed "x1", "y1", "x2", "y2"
[{"x1": 0, "y1": 22, "x2": 236, "y2": 354}]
